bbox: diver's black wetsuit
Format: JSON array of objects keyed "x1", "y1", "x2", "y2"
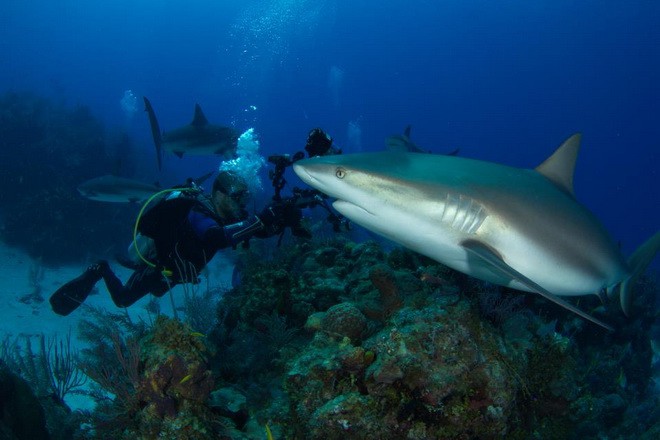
[
  {"x1": 99, "y1": 193, "x2": 266, "y2": 308},
  {"x1": 49, "y1": 191, "x2": 278, "y2": 316}
]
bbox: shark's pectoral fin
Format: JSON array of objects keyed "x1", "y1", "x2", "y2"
[{"x1": 461, "y1": 239, "x2": 614, "y2": 332}]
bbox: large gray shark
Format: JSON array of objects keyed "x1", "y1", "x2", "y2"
[
  {"x1": 143, "y1": 97, "x2": 239, "y2": 170},
  {"x1": 293, "y1": 134, "x2": 660, "y2": 331},
  {"x1": 78, "y1": 175, "x2": 159, "y2": 203}
]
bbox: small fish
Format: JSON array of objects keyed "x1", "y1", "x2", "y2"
[
  {"x1": 617, "y1": 368, "x2": 627, "y2": 389},
  {"x1": 265, "y1": 423, "x2": 274, "y2": 440},
  {"x1": 419, "y1": 272, "x2": 449, "y2": 286},
  {"x1": 179, "y1": 374, "x2": 193, "y2": 385},
  {"x1": 190, "y1": 332, "x2": 205, "y2": 338}
]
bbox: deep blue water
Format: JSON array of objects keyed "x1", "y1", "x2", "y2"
[{"x1": 1, "y1": 0, "x2": 658, "y2": 268}]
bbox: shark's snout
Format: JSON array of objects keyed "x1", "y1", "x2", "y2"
[
  {"x1": 293, "y1": 160, "x2": 335, "y2": 195},
  {"x1": 292, "y1": 162, "x2": 314, "y2": 185},
  {"x1": 294, "y1": 160, "x2": 349, "y2": 207}
]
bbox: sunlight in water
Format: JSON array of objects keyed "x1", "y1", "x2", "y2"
[
  {"x1": 346, "y1": 118, "x2": 362, "y2": 151},
  {"x1": 328, "y1": 65, "x2": 344, "y2": 108},
  {"x1": 119, "y1": 89, "x2": 137, "y2": 120},
  {"x1": 225, "y1": 1, "x2": 337, "y2": 94}
]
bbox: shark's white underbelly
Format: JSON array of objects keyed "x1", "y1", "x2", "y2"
[{"x1": 335, "y1": 198, "x2": 623, "y2": 298}]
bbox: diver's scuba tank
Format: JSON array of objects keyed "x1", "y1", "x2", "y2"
[
  {"x1": 127, "y1": 233, "x2": 156, "y2": 266},
  {"x1": 129, "y1": 183, "x2": 204, "y2": 271}
]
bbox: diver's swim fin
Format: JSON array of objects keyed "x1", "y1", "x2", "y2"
[{"x1": 49, "y1": 263, "x2": 104, "y2": 316}]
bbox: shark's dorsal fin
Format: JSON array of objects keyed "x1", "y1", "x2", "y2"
[
  {"x1": 461, "y1": 239, "x2": 614, "y2": 331},
  {"x1": 192, "y1": 104, "x2": 209, "y2": 127},
  {"x1": 403, "y1": 125, "x2": 412, "y2": 139},
  {"x1": 535, "y1": 133, "x2": 581, "y2": 197}
]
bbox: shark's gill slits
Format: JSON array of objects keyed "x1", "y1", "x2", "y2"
[
  {"x1": 441, "y1": 193, "x2": 486, "y2": 235},
  {"x1": 440, "y1": 193, "x2": 459, "y2": 226},
  {"x1": 465, "y1": 204, "x2": 487, "y2": 235}
]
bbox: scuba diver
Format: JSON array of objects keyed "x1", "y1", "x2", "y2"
[
  {"x1": 305, "y1": 127, "x2": 341, "y2": 157},
  {"x1": 49, "y1": 171, "x2": 305, "y2": 315}
]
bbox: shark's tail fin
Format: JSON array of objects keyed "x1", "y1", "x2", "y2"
[
  {"x1": 619, "y1": 231, "x2": 660, "y2": 316},
  {"x1": 143, "y1": 97, "x2": 163, "y2": 170}
]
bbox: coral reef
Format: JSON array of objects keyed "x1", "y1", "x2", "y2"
[
  {"x1": 73, "y1": 238, "x2": 658, "y2": 439},
  {"x1": 1, "y1": 332, "x2": 88, "y2": 439},
  {"x1": 319, "y1": 302, "x2": 367, "y2": 342},
  {"x1": 208, "y1": 238, "x2": 658, "y2": 439},
  {"x1": 78, "y1": 311, "x2": 220, "y2": 439},
  {"x1": 289, "y1": 299, "x2": 517, "y2": 438},
  {"x1": 0, "y1": 360, "x2": 50, "y2": 440},
  {"x1": 133, "y1": 316, "x2": 216, "y2": 439}
]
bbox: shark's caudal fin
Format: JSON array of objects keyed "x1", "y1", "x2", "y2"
[
  {"x1": 143, "y1": 97, "x2": 163, "y2": 170},
  {"x1": 619, "y1": 231, "x2": 660, "y2": 316}
]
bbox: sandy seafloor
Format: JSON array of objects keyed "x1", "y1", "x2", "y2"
[{"x1": 0, "y1": 241, "x2": 234, "y2": 412}]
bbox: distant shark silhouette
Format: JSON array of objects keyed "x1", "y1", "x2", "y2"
[
  {"x1": 78, "y1": 175, "x2": 159, "y2": 203},
  {"x1": 78, "y1": 172, "x2": 215, "y2": 203},
  {"x1": 143, "y1": 97, "x2": 239, "y2": 170},
  {"x1": 386, "y1": 125, "x2": 459, "y2": 156},
  {"x1": 294, "y1": 134, "x2": 660, "y2": 331}
]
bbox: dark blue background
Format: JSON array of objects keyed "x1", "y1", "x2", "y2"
[{"x1": 1, "y1": 0, "x2": 657, "y2": 268}]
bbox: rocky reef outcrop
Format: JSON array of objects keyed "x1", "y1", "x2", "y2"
[{"x1": 76, "y1": 237, "x2": 658, "y2": 439}]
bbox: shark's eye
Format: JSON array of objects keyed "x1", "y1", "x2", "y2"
[{"x1": 335, "y1": 167, "x2": 346, "y2": 179}]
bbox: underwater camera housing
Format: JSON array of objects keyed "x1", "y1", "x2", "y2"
[
  {"x1": 268, "y1": 151, "x2": 305, "y2": 201},
  {"x1": 267, "y1": 150, "x2": 348, "y2": 233}
]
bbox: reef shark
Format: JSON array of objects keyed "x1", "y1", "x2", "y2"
[
  {"x1": 386, "y1": 125, "x2": 459, "y2": 156},
  {"x1": 293, "y1": 134, "x2": 660, "y2": 331},
  {"x1": 78, "y1": 175, "x2": 159, "y2": 203},
  {"x1": 143, "y1": 97, "x2": 239, "y2": 170}
]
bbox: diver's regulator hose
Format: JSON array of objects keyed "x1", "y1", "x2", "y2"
[{"x1": 132, "y1": 187, "x2": 199, "y2": 277}]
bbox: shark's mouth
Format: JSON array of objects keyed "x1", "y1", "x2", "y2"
[
  {"x1": 292, "y1": 164, "x2": 317, "y2": 187},
  {"x1": 333, "y1": 200, "x2": 375, "y2": 217}
]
